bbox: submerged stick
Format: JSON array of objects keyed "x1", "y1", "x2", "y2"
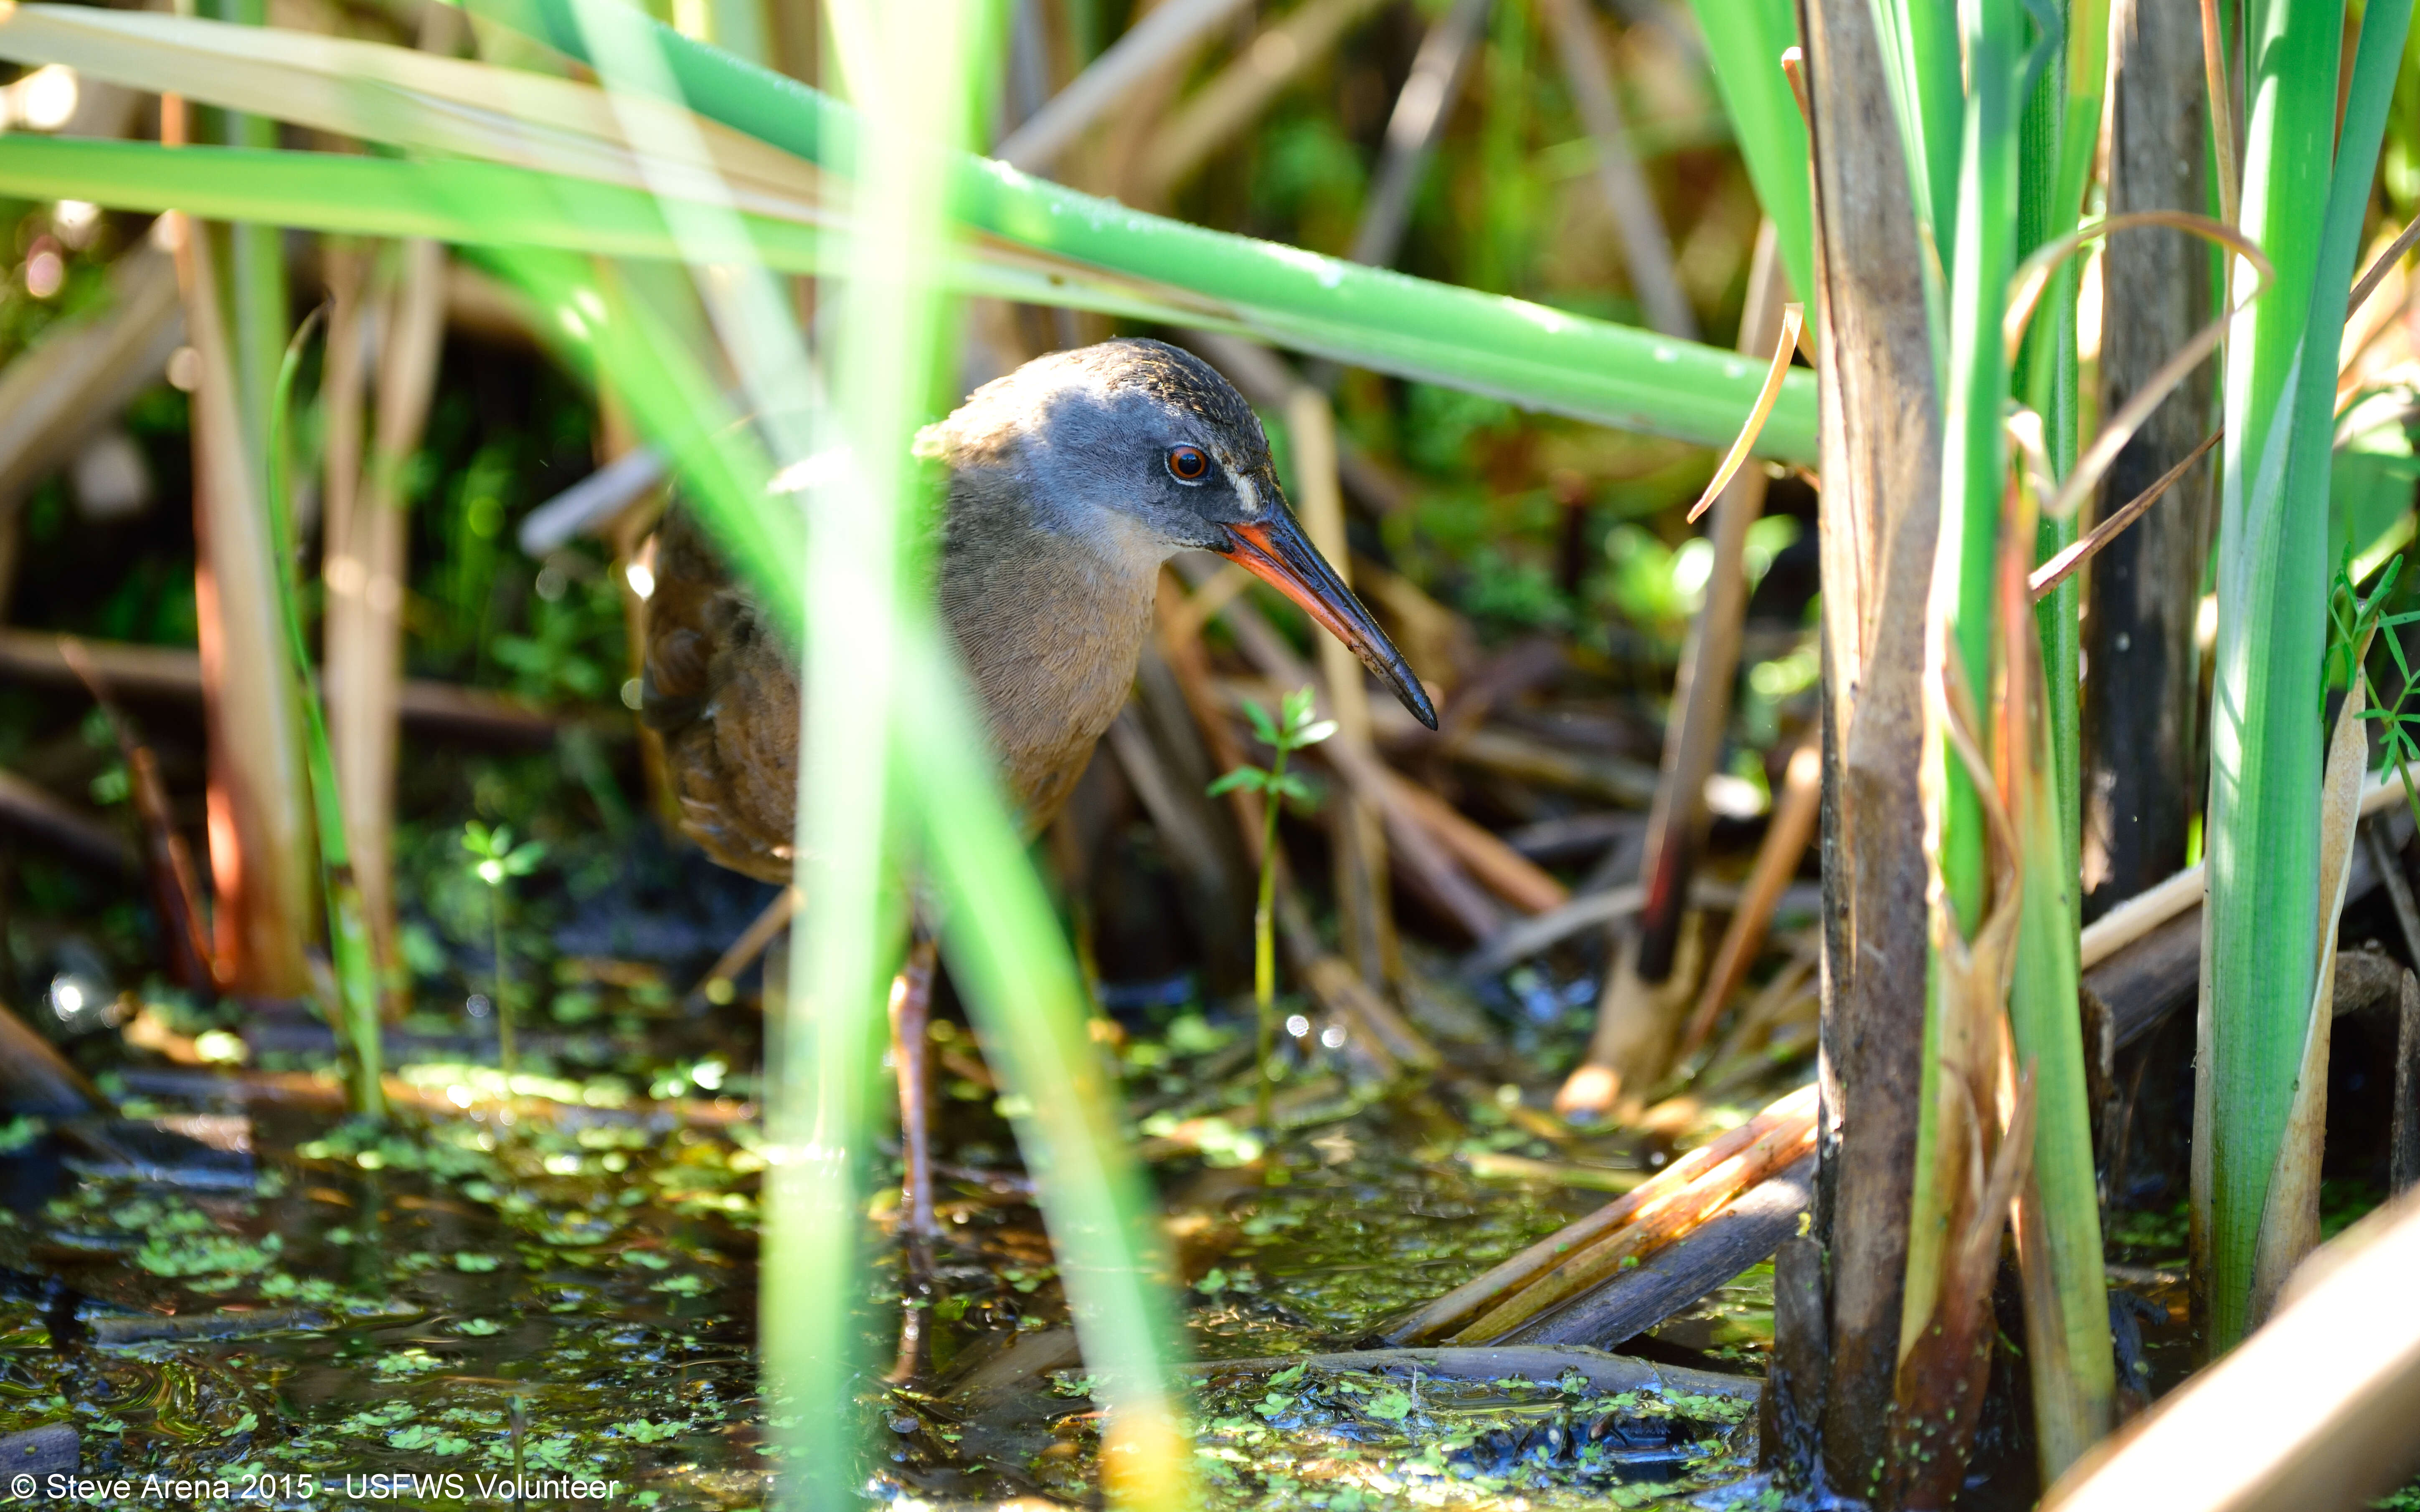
[
  {"x1": 1388, "y1": 1083, "x2": 1816, "y2": 1344},
  {"x1": 1181, "y1": 1345, "x2": 1760, "y2": 1402},
  {"x1": 1508, "y1": 1151, "x2": 1816, "y2": 1348},
  {"x1": 0, "y1": 996, "x2": 106, "y2": 1117},
  {"x1": 1450, "y1": 1099, "x2": 1816, "y2": 1342}
]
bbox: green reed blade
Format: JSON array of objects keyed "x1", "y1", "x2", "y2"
[
  {"x1": 0, "y1": 127, "x2": 1814, "y2": 464},
  {"x1": 2217, "y1": 0, "x2": 2412, "y2": 1345},
  {"x1": 438, "y1": 0, "x2": 1816, "y2": 458},
  {"x1": 2200, "y1": 0, "x2": 2348, "y2": 1354},
  {"x1": 1867, "y1": 0, "x2": 1965, "y2": 267},
  {"x1": 544, "y1": 0, "x2": 912, "y2": 1499},
  {"x1": 1680, "y1": 0, "x2": 1811, "y2": 301},
  {"x1": 0, "y1": 0, "x2": 1816, "y2": 458},
  {"x1": 1934, "y1": 0, "x2": 2022, "y2": 934},
  {"x1": 2008, "y1": 682, "x2": 2114, "y2": 1477},
  {"x1": 895, "y1": 621, "x2": 1195, "y2": 1511},
  {"x1": 1895, "y1": 0, "x2": 2023, "y2": 1363},
  {"x1": 2003, "y1": 0, "x2": 2115, "y2": 1478},
  {"x1": 2015, "y1": 0, "x2": 2083, "y2": 901},
  {"x1": 434, "y1": 3, "x2": 1190, "y2": 1493}
]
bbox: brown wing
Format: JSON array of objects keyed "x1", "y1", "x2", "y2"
[{"x1": 641, "y1": 508, "x2": 800, "y2": 884}]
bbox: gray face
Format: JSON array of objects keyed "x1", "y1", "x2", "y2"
[{"x1": 926, "y1": 338, "x2": 1282, "y2": 560}]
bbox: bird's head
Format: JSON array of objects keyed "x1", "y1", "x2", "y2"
[{"x1": 921, "y1": 337, "x2": 1438, "y2": 729}]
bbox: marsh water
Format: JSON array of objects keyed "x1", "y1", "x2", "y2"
[{"x1": 0, "y1": 978, "x2": 1789, "y2": 1510}]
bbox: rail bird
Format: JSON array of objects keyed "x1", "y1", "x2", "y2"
[
  {"x1": 638, "y1": 338, "x2": 1435, "y2": 1373},
  {"x1": 640, "y1": 337, "x2": 1436, "y2": 872}
]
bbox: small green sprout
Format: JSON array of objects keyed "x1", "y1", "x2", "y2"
[
  {"x1": 1207, "y1": 686, "x2": 1335, "y2": 1142},
  {"x1": 462, "y1": 822, "x2": 545, "y2": 1085}
]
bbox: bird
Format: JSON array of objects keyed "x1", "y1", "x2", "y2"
[
  {"x1": 636, "y1": 337, "x2": 1437, "y2": 1377},
  {"x1": 639, "y1": 337, "x2": 1437, "y2": 875}
]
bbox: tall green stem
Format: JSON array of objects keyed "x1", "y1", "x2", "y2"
[
  {"x1": 439, "y1": 0, "x2": 1819, "y2": 459},
  {"x1": 264, "y1": 315, "x2": 384, "y2": 1117},
  {"x1": 2199, "y1": 0, "x2": 2345, "y2": 1355},
  {"x1": 1898, "y1": 0, "x2": 2021, "y2": 1360},
  {"x1": 202, "y1": 0, "x2": 284, "y2": 456},
  {"x1": 2004, "y1": 1, "x2": 2115, "y2": 1475},
  {"x1": 492, "y1": 890, "x2": 516, "y2": 1085},
  {"x1": 2015, "y1": 0, "x2": 2084, "y2": 901},
  {"x1": 1935, "y1": 0, "x2": 2020, "y2": 934},
  {"x1": 1253, "y1": 746, "x2": 1285, "y2": 1140}
]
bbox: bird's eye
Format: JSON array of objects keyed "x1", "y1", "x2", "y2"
[{"x1": 1165, "y1": 444, "x2": 1210, "y2": 482}]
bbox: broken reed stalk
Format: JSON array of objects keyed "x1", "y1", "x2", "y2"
[
  {"x1": 2346, "y1": 209, "x2": 2420, "y2": 324},
  {"x1": 1675, "y1": 727, "x2": 1819, "y2": 1064},
  {"x1": 325, "y1": 236, "x2": 448, "y2": 988},
  {"x1": 1285, "y1": 387, "x2": 1398, "y2": 985},
  {"x1": 1388, "y1": 1083, "x2": 1816, "y2": 1345},
  {"x1": 2029, "y1": 428, "x2": 2221, "y2": 600},
  {"x1": 169, "y1": 208, "x2": 319, "y2": 999},
  {"x1": 1557, "y1": 233, "x2": 1789, "y2": 1121},
  {"x1": 1449, "y1": 1100, "x2": 1817, "y2": 1343},
  {"x1": 1799, "y1": 0, "x2": 1943, "y2": 1487}
]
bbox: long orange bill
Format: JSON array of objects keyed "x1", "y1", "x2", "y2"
[{"x1": 1217, "y1": 506, "x2": 1438, "y2": 729}]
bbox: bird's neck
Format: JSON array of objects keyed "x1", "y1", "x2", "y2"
[{"x1": 937, "y1": 473, "x2": 1169, "y2": 823}]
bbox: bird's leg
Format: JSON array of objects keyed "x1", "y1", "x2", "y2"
[{"x1": 886, "y1": 932, "x2": 941, "y2": 1384}]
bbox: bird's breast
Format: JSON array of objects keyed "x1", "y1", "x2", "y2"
[{"x1": 939, "y1": 539, "x2": 1160, "y2": 831}]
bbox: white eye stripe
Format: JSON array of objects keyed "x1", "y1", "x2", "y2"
[{"x1": 1233, "y1": 472, "x2": 1260, "y2": 514}]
